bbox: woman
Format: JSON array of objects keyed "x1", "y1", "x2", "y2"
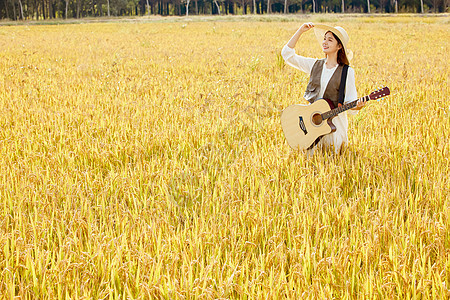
[{"x1": 281, "y1": 23, "x2": 365, "y2": 155}]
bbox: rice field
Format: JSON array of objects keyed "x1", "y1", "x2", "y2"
[{"x1": 0, "y1": 15, "x2": 449, "y2": 299}]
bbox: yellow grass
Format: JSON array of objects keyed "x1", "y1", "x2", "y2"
[{"x1": 0, "y1": 15, "x2": 449, "y2": 299}]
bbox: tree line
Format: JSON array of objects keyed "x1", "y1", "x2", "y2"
[{"x1": 0, "y1": 0, "x2": 447, "y2": 20}]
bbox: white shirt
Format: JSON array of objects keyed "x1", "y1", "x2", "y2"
[{"x1": 281, "y1": 44, "x2": 359, "y2": 153}]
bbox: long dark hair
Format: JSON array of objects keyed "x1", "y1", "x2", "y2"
[{"x1": 328, "y1": 31, "x2": 349, "y2": 66}]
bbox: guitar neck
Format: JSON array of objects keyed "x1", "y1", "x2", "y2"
[{"x1": 321, "y1": 95, "x2": 370, "y2": 120}]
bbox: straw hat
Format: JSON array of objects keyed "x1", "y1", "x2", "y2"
[{"x1": 313, "y1": 24, "x2": 353, "y2": 62}]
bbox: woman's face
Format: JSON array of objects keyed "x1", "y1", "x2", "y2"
[{"x1": 322, "y1": 32, "x2": 342, "y2": 55}]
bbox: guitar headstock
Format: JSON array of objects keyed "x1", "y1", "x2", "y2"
[{"x1": 369, "y1": 87, "x2": 390, "y2": 101}]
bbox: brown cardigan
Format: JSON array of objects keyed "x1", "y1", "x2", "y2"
[{"x1": 304, "y1": 59, "x2": 346, "y2": 109}]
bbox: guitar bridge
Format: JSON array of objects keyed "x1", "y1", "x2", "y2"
[{"x1": 299, "y1": 116, "x2": 308, "y2": 135}]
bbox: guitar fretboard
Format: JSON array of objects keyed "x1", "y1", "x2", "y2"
[{"x1": 321, "y1": 95, "x2": 371, "y2": 120}]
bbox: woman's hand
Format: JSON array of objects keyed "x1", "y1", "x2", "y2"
[
  {"x1": 354, "y1": 98, "x2": 366, "y2": 110},
  {"x1": 299, "y1": 23, "x2": 314, "y2": 34}
]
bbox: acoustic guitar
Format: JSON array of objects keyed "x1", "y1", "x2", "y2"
[{"x1": 281, "y1": 87, "x2": 390, "y2": 150}]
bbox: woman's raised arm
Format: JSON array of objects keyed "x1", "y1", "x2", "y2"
[
  {"x1": 287, "y1": 22, "x2": 314, "y2": 48},
  {"x1": 281, "y1": 23, "x2": 317, "y2": 74}
]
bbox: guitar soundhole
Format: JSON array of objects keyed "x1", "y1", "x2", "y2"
[{"x1": 312, "y1": 113, "x2": 323, "y2": 125}]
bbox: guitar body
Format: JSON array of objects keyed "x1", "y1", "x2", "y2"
[{"x1": 280, "y1": 99, "x2": 336, "y2": 150}]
